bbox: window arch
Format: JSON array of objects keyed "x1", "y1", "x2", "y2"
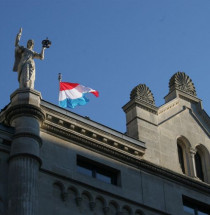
[
  {"x1": 177, "y1": 137, "x2": 191, "y2": 175},
  {"x1": 195, "y1": 151, "x2": 204, "y2": 181},
  {"x1": 195, "y1": 144, "x2": 210, "y2": 183},
  {"x1": 177, "y1": 143, "x2": 185, "y2": 173}
]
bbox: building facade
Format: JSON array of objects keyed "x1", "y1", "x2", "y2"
[{"x1": 0, "y1": 72, "x2": 209, "y2": 215}]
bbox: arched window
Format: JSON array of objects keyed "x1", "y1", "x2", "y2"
[
  {"x1": 177, "y1": 144, "x2": 185, "y2": 173},
  {"x1": 195, "y1": 151, "x2": 204, "y2": 181},
  {"x1": 194, "y1": 144, "x2": 210, "y2": 183},
  {"x1": 177, "y1": 137, "x2": 190, "y2": 174}
]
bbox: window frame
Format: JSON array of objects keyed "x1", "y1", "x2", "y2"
[
  {"x1": 195, "y1": 151, "x2": 204, "y2": 181},
  {"x1": 177, "y1": 143, "x2": 185, "y2": 174},
  {"x1": 177, "y1": 138, "x2": 190, "y2": 175},
  {"x1": 77, "y1": 155, "x2": 120, "y2": 186},
  {"x1": 183, "y1": 196, "x2": 210, "y2": 215}
]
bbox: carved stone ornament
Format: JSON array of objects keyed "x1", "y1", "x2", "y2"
[
  {"x1": 169, "y1": 72, "x2": 197, "y2": 96},
  {"x1": 130, "y1": 84, "x2": 155, "y2": 105}
]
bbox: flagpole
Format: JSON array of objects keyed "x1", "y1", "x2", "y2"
[
  {"x1": 58, "y1": 73, "x2": 62, "y2": 82},
  {"x1": 58, "y1": 73, "x2": 62, "y2": 105}
]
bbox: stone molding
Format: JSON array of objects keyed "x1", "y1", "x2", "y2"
[
  {"x1": 53, "y1": 181, "x2": 68, "y2": 201},
  {"x1": 42, "y1": 121, "x2": 144, "y2": 159},
  {"x1": 0, "y1": 124, "x2": 13, "y2": 142},
  {"x1": 49, "y1": 176, "x2": 169, "y2": 215},
  {"x1": 8, "y1": 153, "x2": 42, "y2": 166},
  {"x1": 138, "y1": 159, "x2": 210, "y2": 193},
  {"x1": 35, "y1": 104, "x2": 210, "y2": 191},
  {"x1": 39, "y1": 126, "x2": 210, "y2": 195},
  {"x1": 1, "y1": 132, "x2": 209, "y2": 196},
  {"x1": 10, "y1": 88, "x2": 42, "y2": 107},
  {"x1": 41, "y1": 104, "x2": 145, "y2": 148},
  {"x1": 123, "y1": 72, "x2": 209, "y2": 129},
  {"x1": 42, "y1": 165, "x2": 209, "y2": 215},
  {"x1": 10, "y1": 88, "x2": 42, "y2": 99},
  {"x1": 126, "y1": 105, "x2": 186, "y2": 127},
  {"x1": 126, "y1": 115, "x2": 157, "y2": 127},
  {"x1": 41, "y1": 106, "x2": 145, "y2": 153},
  {"x1": 122, "y1": 99, "x2": 158, "y2": 115},
  {"x1": 5, "y1": 104, "x2": 45, "y2": 126},
  {"x1": 158, "y1": 100, "x2": 179, "y2": 115},
  {"x1": 124, "y1": 90, "x2": 209, "y2": 134},
  {"x1": 158, "y1": 106, "x2": 187, "y2": 126},
  {"x1": 13, "y1": 132, "x2": 42, "y2": 147},
  {"x1": 188, "y1": 108, "x2": 210, "y2": 137},
  {"x1": 197, "y1": 108, "x2": 210, "y2": 127},
  {"x1": 189, "y1": 148, "x2": 197, "y2": 155}
]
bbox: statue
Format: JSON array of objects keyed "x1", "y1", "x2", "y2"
[{"x1": 13, "y1": 28, "x2": 51, "y2": 89}]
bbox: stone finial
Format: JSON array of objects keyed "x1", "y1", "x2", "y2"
[
  {"x1": 169, "y1": 72, "x2": 197, "y2": 96},
  {"x1": 130, "y1": 84, "x2": 155, "y2": 105}
]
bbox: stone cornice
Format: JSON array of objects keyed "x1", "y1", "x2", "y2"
[
  {"x1": 122, "y1": 99, "x2": 158, "y2": 115},
  {"x1": 158, "y1": 99, "x2": 179, "y2": 115},
  {"x1": 126, "y1": 106, "x2": 186, "y2": 127},
  {"x1": 41, "y1": 102, "x2": 145, "y2": 148},
  {"x1": 0, "y1": 126, "x2": 209, "y2": 194},
  {"x1": 165, "y1": 89, "x2": 201, "y2": 104},
  {"x1": 10, "y1": 88, "x2": 42, "y2": 99},
  {"x1": 39, "y1": 113, "x2": 210, "y2": 193},
  {"x1": 41, "y1": 120, "x2": 145, "y2": 158},
  {"x1": 123, "y1": 92, "x2": 210, "y2": 134},
  {"x1": 5, "y1": 104, "x2": 45, "y2": 126}
]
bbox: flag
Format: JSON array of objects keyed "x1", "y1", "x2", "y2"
[{"x1": 59, "y1": 82, "x2": 99, "y2": 109}]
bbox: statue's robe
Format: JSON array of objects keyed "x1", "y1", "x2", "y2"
[{"x1": 13, "y1": 46, "x2": 24, "y2": 72}]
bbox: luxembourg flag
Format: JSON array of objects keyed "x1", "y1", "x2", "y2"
[{"x1": 59, "y1": 82, "x2": 99, "y2": 109}]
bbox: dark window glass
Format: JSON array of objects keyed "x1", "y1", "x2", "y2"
[
  {"x1": 198, "y1": 212, "x2": 208, "y2": 215},
  {"x1": 96, "y1": 172, "x2": 112, "y2": 184},
  {"x1": 183, "y1": 205, "x2": 195, "y2": 214},
  {"x1": 77, "y1": 165, "x2": 92, "y2": 176},
  {"x1": 177, "y1": 144, "x2": 185, "y2": 173},
  {"x1": 77, "y1": 155, "x2": 119, "y2": 185},
  {"x1": 195, "y1": 152, "x2": 204, "y2": 181},
  {"x1": 183, "y1": 196, "x2": 210, "y2": 215}
]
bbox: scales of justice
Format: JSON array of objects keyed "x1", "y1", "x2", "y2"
[{"x1": 13, "y1": 28, "x2": 51, "y2": 89}]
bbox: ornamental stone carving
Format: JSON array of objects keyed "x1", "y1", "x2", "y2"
[
  {"x1": 130, "y1": 84, "x2": 155, "y2": 105},
  {"x1": 13, "y1": 28, "x2": 50, "y2": 89},
  {"x1": 169, "y1": 72, "x2": 197, "y2": 96}
]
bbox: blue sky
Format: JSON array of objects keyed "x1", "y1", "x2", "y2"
[{"x1": 0, "y1": 0, "x2": 209, "y2": 132}]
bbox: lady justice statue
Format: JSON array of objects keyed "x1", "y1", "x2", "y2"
[{"x1": 13, "y1": 28, "x2": 51, "y2": 89}]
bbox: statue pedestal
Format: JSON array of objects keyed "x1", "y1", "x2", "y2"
[
  {"x1": 10, "y1": 88, "x2": 42, "y2": 106},
  {"x1": 6, "y1": 88, "x2": 45, "y2": 215}
]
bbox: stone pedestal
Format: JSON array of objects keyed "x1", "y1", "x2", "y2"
[{"x1": 5, "y1": 88, "x2": 45, "y2": 215}]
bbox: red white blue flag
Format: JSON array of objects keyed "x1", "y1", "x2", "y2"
[{"x1": 59, "y1": 82, "x2": 99, "y2": 109}]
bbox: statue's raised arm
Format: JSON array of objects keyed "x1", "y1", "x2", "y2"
[
  {"x1": 13, "y1": 28, "x2": 51, "y2": 89},
  {"x1": 15, "y1": 28, "x2": 22, "y2": 47},
  {"x1": 13, "y1": 28, "x2": 24, "y2": 73}
]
